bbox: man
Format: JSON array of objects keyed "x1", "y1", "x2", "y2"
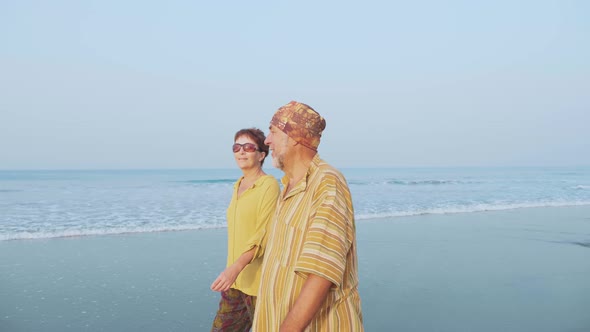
[{"x1": 252, "y1": 101, "x2": 364, "y2": 331}]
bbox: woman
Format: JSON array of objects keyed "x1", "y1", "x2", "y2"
[{"x1": 210, "y1": 128, "x2": 280, "y2": 331}]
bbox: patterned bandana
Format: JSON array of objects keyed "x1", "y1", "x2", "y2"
[{"x1": 270, "y1": 101, "x2": 326, "y2": 151}]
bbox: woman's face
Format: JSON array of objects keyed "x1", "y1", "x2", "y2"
[{"x1": 233, "y1": 135, "x2": 264, "y2": 171}]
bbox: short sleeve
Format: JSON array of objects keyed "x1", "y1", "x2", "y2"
[{"x1": 294, "y1": 173, "x2": 353, "y2": 287}]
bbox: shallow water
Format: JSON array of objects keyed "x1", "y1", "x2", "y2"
[
  {"x1": 2, "y1": 206, "x2": 589, "y2": 331},
  {"x1": 2, "y1": 167, "x2": 589, "y2": 241}
]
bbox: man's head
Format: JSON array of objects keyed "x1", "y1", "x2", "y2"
[
  {"x1": 270, "y1": 101, "x2": 326, "y2": 152},
  {"x1": 265, "y1": 101, "x2": 326, "y2": 170}
]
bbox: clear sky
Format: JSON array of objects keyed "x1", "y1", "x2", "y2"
[{"x1": 1, "y1": 0, "x2": 588, "y2": 169}]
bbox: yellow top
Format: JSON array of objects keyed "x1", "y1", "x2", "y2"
[
  {"x1": 253, "y1": 155, "x2": 364, "y2": 331},
  {"x1": 226, "y1": 174, "x2": 279, "y2": 296}
]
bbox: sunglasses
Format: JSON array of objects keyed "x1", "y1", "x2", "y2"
[{"x1": 232, "y1": 143, "x2": 260, "y2": 153}]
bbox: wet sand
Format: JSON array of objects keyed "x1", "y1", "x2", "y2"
[{"x1": 1, "y1": 205, "x2": 589, "y2": 331}]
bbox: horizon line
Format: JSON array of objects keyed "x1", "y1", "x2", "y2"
[{"x1": 1, "y1": 164, "x2": 589, "y2": 172}]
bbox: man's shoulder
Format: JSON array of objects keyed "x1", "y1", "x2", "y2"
[{"x1": 313, "y1": 157, "x2": 347, "y2": 184}]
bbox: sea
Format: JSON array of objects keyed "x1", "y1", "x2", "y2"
[{"x1": 1, "y1": 166, "x2": 589, "y2": 241}]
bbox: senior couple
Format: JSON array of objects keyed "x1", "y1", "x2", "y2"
[{"x1": 210, "y1": 101, "x2": 364, "y2": 332}]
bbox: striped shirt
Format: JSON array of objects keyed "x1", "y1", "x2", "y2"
[{"x1": 252, "y1": 155, "x2": 364, "y2": 331}]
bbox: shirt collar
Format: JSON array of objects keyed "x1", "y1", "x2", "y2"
[
  {"x1": 280, "y1": 154, "x2": 321, "y2": 200},
  {"x1": 234, "y1": 174, "x2": 267, "y2": 189}
]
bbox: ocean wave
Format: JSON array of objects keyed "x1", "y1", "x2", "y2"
[
  {"x1": 5, "y1": 201, "x2": 590, "y2": 241},
  {"x1": 0, "y1": 189, "x2": 21, "y2": 193},
  {"x1": 355, "y1": 201, "x2": 590, "y2": 220},
  {"x1": 388, "y1": 179, "x2": 465, "y2": 185},
  {"x1": 574, "y1": 185, "x2": 590, "y2": 190},
  {"x1": 180, "y1": 179, "x2": 235, "y2": 184},
  {"x1": 0, "y1": 224, "x2": 226, "y2": 242},
  {"x1": 349, "y1": 179, "x2": 478, "y2": 186}
]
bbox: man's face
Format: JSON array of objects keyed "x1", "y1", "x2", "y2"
[{"x1": 265, "y1": 125, "x2": 290, "y2": 170}]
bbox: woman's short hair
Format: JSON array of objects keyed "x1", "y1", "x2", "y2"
[{"x1": 234, "y1": 128, "x2": 269, "y2": 166}]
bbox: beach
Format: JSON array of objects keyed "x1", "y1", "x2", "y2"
[{"x1": 1, "y1": 205, "x2": 589, "y2": 332}]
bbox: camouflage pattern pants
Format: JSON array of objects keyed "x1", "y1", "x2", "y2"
[{"x1": 211, "y1": 288, "x2": 256, "y2": 332}]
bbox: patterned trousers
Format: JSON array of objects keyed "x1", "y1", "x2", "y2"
[{"x1": 211, "y1": 288, "x2": 256, "y2": 332}]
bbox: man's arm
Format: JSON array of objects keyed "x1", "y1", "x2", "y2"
[{"x1": 279, "y1": 273, "x2": 333, "y2": 332}]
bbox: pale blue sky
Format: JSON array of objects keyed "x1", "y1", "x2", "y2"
[{"x1": 1, "y1": 0, "x2": 588, "y2": 169}]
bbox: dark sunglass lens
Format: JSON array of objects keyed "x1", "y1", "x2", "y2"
[
  {"x1": 243, "y1": 144, "x2": 257, "y2": 152},
  {"x1": 232, "y1": 143, "x2": 258, "y2": 153}
]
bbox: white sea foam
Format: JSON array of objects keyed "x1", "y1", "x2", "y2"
[
  {"x1": 2, "y1": 167, "x2": 590, "y2": 241},
  {"x1": 0, "y1": 224, "x2": 225, "y2": 241},
  {"x1": 355, "y1": 200, "x2": 590, "y2": 220}
]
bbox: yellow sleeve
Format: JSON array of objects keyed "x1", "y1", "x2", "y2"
[
  {"x1": 242, "y1": 176, "x2": 279, "y2": 258},
  {"x1": 294, "y1": 172, "x2": 354, "y2": 288}
]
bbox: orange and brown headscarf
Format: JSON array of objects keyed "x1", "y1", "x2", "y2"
[{"x1": 270, "y1": 101, "x2": 326, "y2": 151}]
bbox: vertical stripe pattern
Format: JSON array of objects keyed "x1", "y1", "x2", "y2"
[{"x1": 253, "y1": 155, "x2": 363, "y2": 331}]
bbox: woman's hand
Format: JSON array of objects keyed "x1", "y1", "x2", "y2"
[{"x1": 210, "y1": 265, "x2": 240, "y2": 292}]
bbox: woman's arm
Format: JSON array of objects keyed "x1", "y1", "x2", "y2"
[{"x1": 210, "y1": 247, "x2": 256, "y2": 292}]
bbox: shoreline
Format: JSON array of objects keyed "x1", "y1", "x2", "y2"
[{"x1": 3, "y1": 203, "x2": 590, "y2": 243}]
